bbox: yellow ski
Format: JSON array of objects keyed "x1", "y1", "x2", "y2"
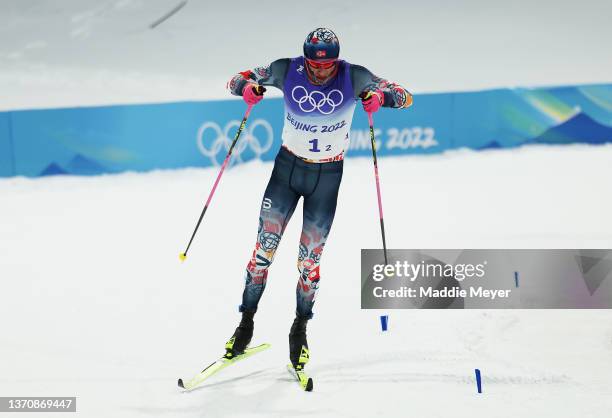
[
  {"x1": 286, "y1": 364, "x2": 314, "y2": 392},
  {"x1": 178, "y1": 343, "x2": 271, "y2": 391},
  {"x1": 286, "y1": 345, "x2": 313, "y2": 391}
]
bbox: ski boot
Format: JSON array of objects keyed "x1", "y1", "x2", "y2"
[
  {"x1": 288, "y1": 315, "x2": 313, "y2": 391},
  {"x1": 225, "y1": 311, "x2": 254, "y2": 359},
  {"x1": 289, "y1": 315, "x2": 309, "y2": 368}
]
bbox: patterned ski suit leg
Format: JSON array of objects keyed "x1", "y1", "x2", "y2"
[
  {"x1": 239, "y1": 154, "x2": 299, "y2": 313},
  {"x1": 295, "y1": 162, "x2": 343, "y2": 319}
]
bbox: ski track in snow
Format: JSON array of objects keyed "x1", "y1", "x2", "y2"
[{"x1": 1, "y1": 144, "x2": 612, "y2": 417}]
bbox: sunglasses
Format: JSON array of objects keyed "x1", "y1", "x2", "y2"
[{"x1": 305, "y1": 58, "x2": 337, "y2": 69}]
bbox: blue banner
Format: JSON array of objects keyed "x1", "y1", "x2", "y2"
[
  {"x1": 1, "y1": 84, "x2": 611, "y2": 178},
  {"x1": 0, "y1": 113, "x2": 12, "y2": 177}
]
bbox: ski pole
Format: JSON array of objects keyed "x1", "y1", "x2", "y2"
[
  {"x1": 361, "y1": 94, "x2": 389, "y2": 265},
  {"x1": 180, "y1": 88, "x2": 264, "y2": 262}
]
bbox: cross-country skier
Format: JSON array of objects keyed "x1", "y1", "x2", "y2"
[{"x1": 225, "y1": 27, "x2": 412, "y2": 381}]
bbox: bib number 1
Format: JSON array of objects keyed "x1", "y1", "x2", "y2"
[
  {"x1": 308, "y1": 139, "x2": 332, "y2": 153},
  {"x1": 308, "y1": 138, "x2": 320, "y2": 152}
]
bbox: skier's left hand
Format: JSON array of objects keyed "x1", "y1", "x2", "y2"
[{"x1": 360, "y1": 90, "x2": 384, "y2": 113}]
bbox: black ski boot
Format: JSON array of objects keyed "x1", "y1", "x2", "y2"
[
  {"x1": 289, "y1": 316, "x2": 310, "y2": 369},
  {"x1": 225, "y1": 312, "x2": 254, "y2": 358}
]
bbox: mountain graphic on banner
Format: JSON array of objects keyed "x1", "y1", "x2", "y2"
[
  {"x1": 477, "y1": 140, "x2": 503, "y2": 150},
  {"x1": 38, "y1": 154, "x2": 108, "y2": 176},
  {"x1": 65, "y1": 154, "x2": 107, "y2": 175},
  {"x1": 531, "y1": 113, "x2": 612, "y2": 145},
  {"x1": 40, "y1": 162, "x2": 69, "y2": 176}
]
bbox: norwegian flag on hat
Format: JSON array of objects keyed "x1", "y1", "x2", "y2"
[{"x1": 303, "y1": 27, "x2": 340, "y2": 61}]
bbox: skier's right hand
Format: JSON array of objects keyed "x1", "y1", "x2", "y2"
[{"x1": 242, "y1": 84, "x2": 266, "y2": 105}]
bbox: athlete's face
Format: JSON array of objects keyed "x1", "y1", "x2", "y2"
[
  {"x1": 306, "y1": 58, "x2": 338, "y2": 83},
  {"x1": 310, "y1": 64, "x2": 335, "y2": 79}
]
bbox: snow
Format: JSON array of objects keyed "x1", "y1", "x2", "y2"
[{"x1": 1, "y1": 144, "x2": 612, "y2": 417}]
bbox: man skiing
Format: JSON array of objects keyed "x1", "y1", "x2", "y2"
[{"x1": 225, "y1": 27, "x2": 412, "y2": 386}]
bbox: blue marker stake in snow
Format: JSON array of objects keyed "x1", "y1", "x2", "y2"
[
  {"x1": 380, "y1": 315, "x2": 389, "y2": 331},
  {"x1": 514, "y1": 271, "x2": 519, "y2": 288},
  {"x1": 475, "y1": 369, "x2": 482, "y2": 393}
]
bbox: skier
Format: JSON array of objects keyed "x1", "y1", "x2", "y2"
[{"x1": 225, "y1": 28, "x2": 412, "y2": 382}]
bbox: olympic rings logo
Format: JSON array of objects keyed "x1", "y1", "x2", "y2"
[
  {"x1": 291, "y1": 86, "x2": 344, "y2": 115},
  {"x1": 197, "y1": 119, "x2": 274, "y2": 166}
]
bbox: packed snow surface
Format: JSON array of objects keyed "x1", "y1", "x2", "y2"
[{"x1": 1, "y1": 144, "x2": 612, "y2": 417}]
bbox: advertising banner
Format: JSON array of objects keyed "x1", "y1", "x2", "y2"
[{"x1": 1, "y1": 84, "x2": 611, "y2": 177}]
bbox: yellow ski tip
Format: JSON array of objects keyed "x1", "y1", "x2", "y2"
[{"x1": 179, "y1": 253, "x2": 187, "y2": 262}]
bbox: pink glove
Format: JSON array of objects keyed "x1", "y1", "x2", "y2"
[
  {"x1": 242, "y1": 84, "x2": 265, "y2": 105},
  {"x1": 361, "y1": 90, "x2": 384, "y2": 113}
]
